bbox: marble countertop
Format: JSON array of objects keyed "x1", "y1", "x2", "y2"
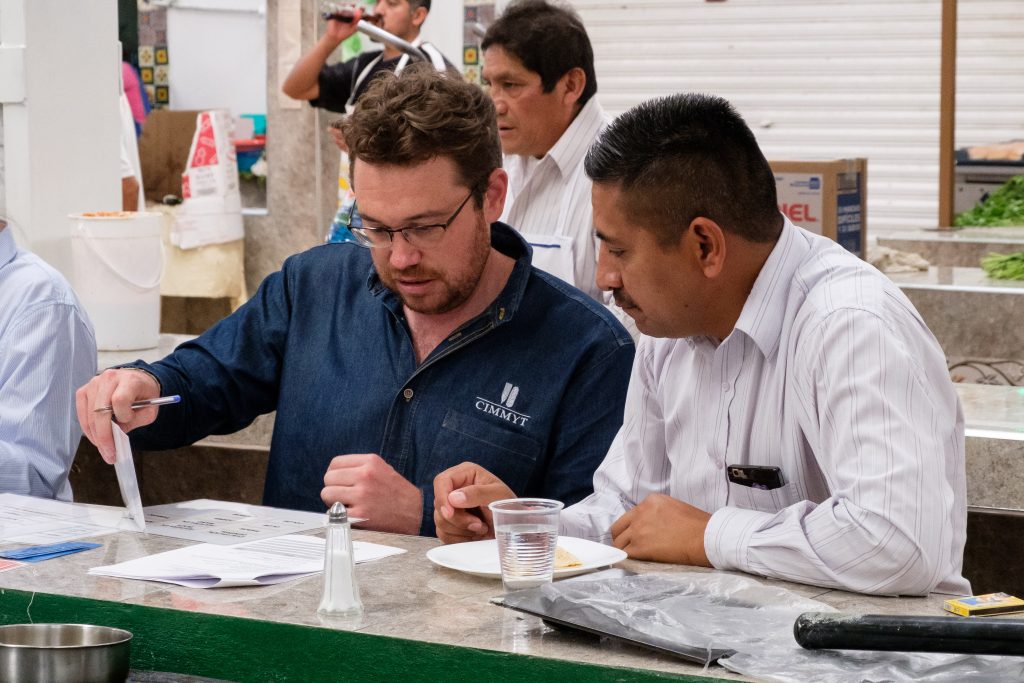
[
  {"x1": 878, "y1": 227, "x2": 1024, "y2": 244},
  {"x1": 958, "y1": 383, "x2": 1024, "y2": 441},
  {"x1": 888, "y1": 266, "x2": 1024, "y2": 292},
  {"x1": 0, "y1": 528, "x2": 956, "y2": 681}
]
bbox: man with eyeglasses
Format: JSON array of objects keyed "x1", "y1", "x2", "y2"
[{"x1": 75, "y1": 64, "x2": 635, "y2": 537}]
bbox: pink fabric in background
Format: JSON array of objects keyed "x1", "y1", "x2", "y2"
[{"x1": 122, "y1": 62, "x2": 146, "y2": 127}]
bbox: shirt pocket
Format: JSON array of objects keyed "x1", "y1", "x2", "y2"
[
  {"x1": 726, "y1": 481, "x2": 799, "y2": 514},
  {"x1": 426, "y1": 409, "x2": 542, "y2": 494}
]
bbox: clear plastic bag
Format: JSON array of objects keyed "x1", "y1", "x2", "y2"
[{"x1": 505, "y1": 572, "x2": 1024, "y2": 682}]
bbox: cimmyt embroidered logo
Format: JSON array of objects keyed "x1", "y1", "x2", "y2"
[
  {"x1": 475, "y1": 383, "x2": 531, "y2": 427},
  {"x1": 500, "y1": 382, "x2": 519, "y2": 408}
]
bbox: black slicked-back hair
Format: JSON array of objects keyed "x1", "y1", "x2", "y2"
[
  {"x1": 482, "y1": 0, "x2": 596, "y2": 106},
  {"x1": 585, "y1": 93, "x2": 782, "y2": 245}
]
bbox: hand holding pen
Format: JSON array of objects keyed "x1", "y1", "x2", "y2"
[
  {"x1": 93, "y1": 395, "x2": 180, "y2": 413},
  {"x1": 76, "y1": 369, "x2": 182, "y2": 465}
]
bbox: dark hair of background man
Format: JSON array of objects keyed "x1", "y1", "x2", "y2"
[
  {"x1": 341, "y1": 63, "x2": 502, "y2": 205},
  {"x1": 482, "y1": 0, "x2": 597, "y2": 107},
  {"x1": 585, "y1": 93, "x2": 783, "y2": 245}
]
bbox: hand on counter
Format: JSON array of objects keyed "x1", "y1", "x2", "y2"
[
  {"x1": 76, "y1": 368, "x2": 162, "y2": 463},
  {"x1": 610, "y1": 493, "x2": 712, "y2": 567},
  {"x1": 433, "y1": 462, "x2": 515, "y2": 544},
  {"x1": 321, "y1": 453, "x2": 422, "y2": 535}
]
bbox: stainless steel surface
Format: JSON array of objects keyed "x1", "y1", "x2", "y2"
[
  {"x1": 469, "y1": 21, "x2": 488, "y2": 39},
  {"x1": 355, "y1": 21, "x2": 428, "y2": 62},
  {"x1": 0, "y1": 624, "x2": 132, "y2": 683}
]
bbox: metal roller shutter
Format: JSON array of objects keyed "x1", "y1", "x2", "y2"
[{"x1": 573, "y1": 0, "x2": 1024, "y2": 236}]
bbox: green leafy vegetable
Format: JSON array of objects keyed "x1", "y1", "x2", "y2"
[
  {"x1": 955, "y1": 175, "x2": 1024, "y2": 227},
  {"x1": 981, "y1": 252, "x2": 1024, "y2": 280}
]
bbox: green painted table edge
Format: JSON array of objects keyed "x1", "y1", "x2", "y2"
[{"x1": 0, "y1": 589, "x2": 730, "y2": 682}]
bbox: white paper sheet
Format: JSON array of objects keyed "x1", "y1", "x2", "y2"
[
  {"x1": 88, "y1": 534, "x2": 406, "y2": 588},
  {"x1": 142, "y1": 499, "x2": 333, "y2": 545},
  {"x1": 112, "y1": 423, "x2": 146, "y2": 532},
  {"x1": 0, "y1": 494, "x2": 122, "y2": 544},
  {"x1": 6, "y1": 524, "x2": 117, "y2": 546}
]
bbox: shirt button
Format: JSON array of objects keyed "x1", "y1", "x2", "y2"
[
  {"x1": 716, "y1": 461, "x2": 725, "y2": 470},
  {"x1": 721, "y1": 382, "x2": 731, "y2": 392},
  {"x1": 403, "y1": 388, "x2": 414, "y2": 401}
]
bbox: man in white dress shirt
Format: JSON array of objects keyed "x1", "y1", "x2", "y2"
[
  {"x1": 431, "y1": 93, "x2": 969, "y2": 596},
  {"x1": 481, "y1": 0, "x2": 607, "y2": 301}
]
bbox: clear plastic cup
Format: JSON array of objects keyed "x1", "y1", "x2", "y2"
[{"x1": 488, "y1": 498, "x2": 564, "y2": 591}]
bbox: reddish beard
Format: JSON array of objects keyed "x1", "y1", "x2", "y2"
[{"x1": 376, "y1": 230, "x2": 491, "y2": 314}]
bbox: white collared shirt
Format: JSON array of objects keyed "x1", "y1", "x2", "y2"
[
  {"x1": 0, "y1": 227, "x2": 97, "y2": 500},
  {"x1": 561, "y1": 218, "x2": 970, "y2": 596},
  {"x1": 500, "y1": 97, "x2": 609, "y2": 300}
]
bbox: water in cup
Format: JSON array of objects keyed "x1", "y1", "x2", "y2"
[
  {"x1": 488, "y1": 498, "x2": 564, "y2": 592},
  {"x1": 496, "y1": 523, "x2": 558, "y2": 590}
]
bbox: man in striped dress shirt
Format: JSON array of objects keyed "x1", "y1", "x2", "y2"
[
  {"x1": 433, "y1": 93, "x2": 970, "y2": 596},
  {"x1": 0, "y1": 218, "x2": 97, "y2": 500},
  {"x1": 481, "y1": 0, "x2": 608, "y2": 303}
]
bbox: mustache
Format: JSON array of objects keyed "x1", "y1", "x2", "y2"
[
  {"x1": 384, "y1": 265, "x2": 439, "y2": 281},
  {"x1": 612, "y1": 290, "x2": 636, "y2": 309}
]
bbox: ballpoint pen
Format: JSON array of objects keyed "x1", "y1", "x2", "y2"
[{"x1": 93, "y1": 395, "x2": 181, "y2": 413}]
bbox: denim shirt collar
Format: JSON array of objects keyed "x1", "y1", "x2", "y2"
[{"x1": 365, "y1": 222, "x2": 533, "y2": 329}]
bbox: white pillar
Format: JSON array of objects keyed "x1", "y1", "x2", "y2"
[{"x1": 0, "y1": 0, "x2": 119, "y2": 276}]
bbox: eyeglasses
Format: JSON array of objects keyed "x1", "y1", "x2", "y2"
[{"x1": 348, "y1": 191, "x2": 475, "y2": 249}]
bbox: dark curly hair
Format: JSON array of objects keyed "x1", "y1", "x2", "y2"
[{"x1": 341, "y1": 63, "x2": 502, "y2": 205}]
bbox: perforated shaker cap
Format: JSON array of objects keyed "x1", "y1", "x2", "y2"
[{"x1": 327, "y1": 501, "x2": 348, "y2": 523}]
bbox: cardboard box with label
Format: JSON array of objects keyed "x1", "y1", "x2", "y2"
[{"x1": 771, "y1": 159, "x2": 867, "y2": 260}]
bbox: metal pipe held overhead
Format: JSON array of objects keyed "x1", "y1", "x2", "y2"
[
  {"x1": 319, "y1": 3, "x2": 429, "y2": 62},
  {"x1": 469, "y1": 22, "x2": 488, "y2": 39},
  {"x1": 354, "y1": 20, "x2": 429, "y2": 63}
]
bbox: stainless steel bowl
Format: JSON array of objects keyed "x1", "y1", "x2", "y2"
[{"x1": 0, "y1": 623, "x2": 132, "y2": 683}]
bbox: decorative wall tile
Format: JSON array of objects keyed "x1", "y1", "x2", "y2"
[{"x1": 463, "y1": 2, "x2": 495, "y2": 83}]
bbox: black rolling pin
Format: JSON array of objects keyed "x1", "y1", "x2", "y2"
[{"x1": 794, "y1": 612, "x2": 1024, "y2": 656}]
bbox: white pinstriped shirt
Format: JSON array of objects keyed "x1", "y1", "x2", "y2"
[
  {"x1": 0, "y1": 227, "x2": 96, "y2": 500},
  {"x1": 561, "y1": 218, "x2": 970, "y2": 596},
  {"x1": 500, "y1": 97, "x2": 610, "y2": 301}
]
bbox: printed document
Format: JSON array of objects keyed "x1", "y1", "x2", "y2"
[
  {"x1": 143, "y1": 499, "x2": 332, "y2": 545},
  {"x1": 88, "y1": 533, "x2": 406, "y2": 588},
  {"x1": 0, "y1": 494, "x2": 120, "y2": 545}
]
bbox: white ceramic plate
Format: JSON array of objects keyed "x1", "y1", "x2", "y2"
[{"x1": 426, "y1": 536, "x2": 627, "y2": 580}]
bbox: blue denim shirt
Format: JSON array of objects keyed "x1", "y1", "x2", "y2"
[{"x1": 128, "y1": 223, "x2": 634, "y2": 535}]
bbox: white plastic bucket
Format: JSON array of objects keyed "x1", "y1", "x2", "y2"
[{"x1": 70, "y1": 211, "x2": 164, "y2": 350}]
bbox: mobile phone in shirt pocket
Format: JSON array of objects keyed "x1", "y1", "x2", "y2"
[
  {"x1": 726, "y1": 480, "x2": 798, "y2": 513},
  {"x1": 726, "y1": 466, "x2": 797, "y2": 513}
]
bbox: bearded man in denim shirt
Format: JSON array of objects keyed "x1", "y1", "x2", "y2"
[{"x1": 76, "y1": 64, "x2": 634, "y2": 537}]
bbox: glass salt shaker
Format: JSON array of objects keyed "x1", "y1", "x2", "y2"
[{"x1": 318, "y1": 502, "x2": 363, "y2": 616}]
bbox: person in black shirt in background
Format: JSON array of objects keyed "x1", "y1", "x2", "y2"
[{"x1": 282, "y1": 0, "x2": 453, "y2": 147}]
